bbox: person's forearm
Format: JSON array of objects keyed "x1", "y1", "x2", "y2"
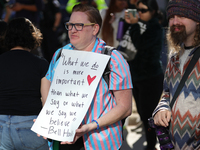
[
  {"x1": 41, "y1": 77, "x2": 51, "y2": 106},
  {"x1": 98, "y1": 104, "x2": 132, "y2": 127},
  {"x1": 21, "y1": 4, "x2": 37, "y2": 11},
  {"x1": 4, "y1": 6, "x2": 12, "y2": 22},
  {"x1": 152, "y1": 95, "x2": 170, "y2": 117},
  {"x1": 82, "y1": 104, "x2": 132, "y2": 133},
  {"x1": 53, "y1": 12, "x2": 62, "y2": 30},
  {"x1": 91, "y1": 89, "x2": 132, "y2": 130}
]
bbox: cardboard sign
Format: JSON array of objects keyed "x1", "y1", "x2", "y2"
[{"x1": 31, "y1": 49, "x2": 110, "y2": 142}]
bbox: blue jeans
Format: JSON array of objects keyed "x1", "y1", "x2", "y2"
[{"x1": 0, "y1": 115, "x2": 48, "y2": 150}]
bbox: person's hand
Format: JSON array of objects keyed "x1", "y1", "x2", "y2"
[
  {"x1": 109, "y1": 13, "x2": 115, "y2": 24},
  {"x1": 153, "y1": 110, "x2": 171, "y2": 127},
  {"x1": 11, "y1": 3, "x2": 23, "y2": 11},
  {"x1": 33, "y1": 119, "x2": 47, "y2": 140},
  {"x1": 124, "y1": 10, "x2": 139, "y2": 24},
  {"x1": 60, "y1": 124, "x2": 90, "y2": 144}
]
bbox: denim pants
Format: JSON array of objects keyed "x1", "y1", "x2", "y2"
[{"x1": 0, "y1": 115, "x2": 49, "y2": 150}]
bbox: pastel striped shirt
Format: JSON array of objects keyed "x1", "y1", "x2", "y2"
[{"x1": 46, "y1": 38, "x2": 133, "y2": 150}]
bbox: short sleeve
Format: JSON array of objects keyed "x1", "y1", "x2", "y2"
[
  {"x1": 45, "y1": 48, "x2": 62, "y2": 82},
  {"x1": 109, "y1": 50, "x2": 133, "y2": 90},
  {"x1": 45, "y1": 44, "x2": 73, "y2": 82}
]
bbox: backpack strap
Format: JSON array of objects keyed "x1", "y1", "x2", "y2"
[
  {"x1": 56, "y1": 48, "x2": 63, "y2": 62},
  {"x1": 102, "y1": 46, "x2": 127, "y2": 140},
  {"x1": 101, "y1": 46, "x2": 115, "y2": 87}
]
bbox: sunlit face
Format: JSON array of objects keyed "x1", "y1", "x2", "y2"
[
  {"x1": 137, "y1": 2, "x2": 152, "y2": 22},
  {"x1": 169, "y1": 15, "x2": 198, "y2": 41},
  {"x1": 68, "y1": 12, "x2": 98, "y2": 50}
]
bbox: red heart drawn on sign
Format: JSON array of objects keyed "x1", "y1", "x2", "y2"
[{"x1": 87, "y1": 75, "x2": 96, "y2": 85}]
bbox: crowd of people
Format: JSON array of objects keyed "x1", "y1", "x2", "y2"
[{"x1": 1, "y1": 0, "x2": 200, "y2": 150}]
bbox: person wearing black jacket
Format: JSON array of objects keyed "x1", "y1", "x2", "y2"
[{"x1": 125, "y1": 0, "x2": 164, "y2": 150}]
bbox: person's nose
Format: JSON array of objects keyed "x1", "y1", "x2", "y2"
[{"x1": 172, "y1": 15, "x2": 180, "y2": 25}]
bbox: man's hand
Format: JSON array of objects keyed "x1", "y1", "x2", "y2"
[{"x1": 153, "y1": 110, "x2": 171, "y2": 127}]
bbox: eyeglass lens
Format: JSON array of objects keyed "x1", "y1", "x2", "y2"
[{"x1": 65, "y1": 23, "x2": 83, "y2": 31}]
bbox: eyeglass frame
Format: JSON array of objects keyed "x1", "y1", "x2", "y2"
[
  {"x1": 65, "y1": 22, "x2": 96, "y2": 31},
  {"x1": 137, "y1": 8, "x2": 149, "y2": 13}
]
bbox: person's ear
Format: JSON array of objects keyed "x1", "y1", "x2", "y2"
[{"x1": 92, "y1": 24, "x2": 99, "y2": 35}]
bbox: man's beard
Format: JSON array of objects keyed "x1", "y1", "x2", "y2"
[{"x1": 169, "y1": 25, "x2": 187, "y2": 46}]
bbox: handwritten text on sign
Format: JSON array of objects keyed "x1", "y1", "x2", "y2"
[{"x1": 31, "y1": 49, "x2": 110, "y2": 142}]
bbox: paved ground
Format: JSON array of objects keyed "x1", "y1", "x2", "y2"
[{"x1": 120, "y1": 100, "x2": 161, "y2": 150}]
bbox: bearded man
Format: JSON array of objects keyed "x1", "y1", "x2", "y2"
[{"x1": 152, "y1": 0, "x2": 200, "y2": 149}]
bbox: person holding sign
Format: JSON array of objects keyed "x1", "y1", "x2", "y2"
[
  {"x1": 41, "y1": 3, "x2": 133, "y2": 150},
  {"x1": 0, "y1": 18, "x2": 49, "y2": 149}
]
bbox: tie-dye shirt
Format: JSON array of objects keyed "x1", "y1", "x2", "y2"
[{"x1": 46, "y1": 38, "x2": 133, "y2": 150}]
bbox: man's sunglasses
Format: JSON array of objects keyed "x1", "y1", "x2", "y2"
[{"x1": 137, "y1": 8, "x2": 149, "y2": 13}]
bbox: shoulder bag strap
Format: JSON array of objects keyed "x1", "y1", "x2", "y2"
[{"x1": 170, "y1": 47, "x2": 200, "y2": 108}]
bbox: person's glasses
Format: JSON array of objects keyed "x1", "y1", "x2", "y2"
[
  {"x1": 137, "y1": 8, "x2": 149, "y2": 13},
  {"x1": 65, "y1": 22, "x2": 95, "y2": 31}
]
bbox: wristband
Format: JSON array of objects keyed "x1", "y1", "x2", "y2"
[{"x1": 92, "y1": 119, "x2": 99, "y2": 130}]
